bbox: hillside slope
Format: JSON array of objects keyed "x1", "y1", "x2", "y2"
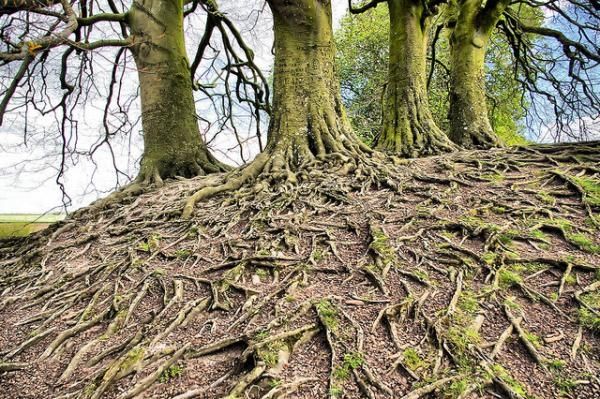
[{"x1": 0, "y1": 143, "x2": 599, "y2": 399}]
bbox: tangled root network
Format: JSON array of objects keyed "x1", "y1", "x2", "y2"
[{"x1": 1, "y1": 143, "x2": 600, "y2": 399}]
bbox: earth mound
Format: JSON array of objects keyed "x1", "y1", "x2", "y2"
[{"x1": 1, "y1": 143, "x2": 599, "y2": 399}]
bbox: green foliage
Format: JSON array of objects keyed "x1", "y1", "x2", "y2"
[
  {"x1": 335, "y1": 6, "x2": 388, "y2": 143},
  {"x1": 334, "y1": 6, "x2": 532, "y2": 145}
]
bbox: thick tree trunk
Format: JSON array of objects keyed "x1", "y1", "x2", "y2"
[
  {"x1": 378, "y1": 0, "x2": 455, "y2": 157},
  {"x1": 129, "y1": 0, "x2": 225, "y2": 185},
  {"x1": 183, "y1": 0, "x2": 374, "y2": 218},
  {"x1": 264, "y1": 0, "x2": 370, "y2": 172},
  {"x1": 448, "y1": 0, "x2": 505, "y2": 148}
]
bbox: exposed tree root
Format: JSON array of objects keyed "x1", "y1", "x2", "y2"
[{"x1": 0, "y1": 143, "x2": 599, "y2": 398}]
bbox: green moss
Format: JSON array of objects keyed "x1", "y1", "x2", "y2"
[
  {"x1": 491, "y1": 206, "x2": 506, "y2": 214},
  {"x1": 138, "y1": 233, "x2": 161, "y2": 253},
  {"x1": 481, "y1": 172, "x2": 505, "y2": 183},
  {"x1": 530, "y1": 229, "x2": 549, "y2": 241},
  {"x1": 581, "y1": 291, "x2": 600, "y2": 308},
  {"x1": 490, "y1": 364, "x2": 530, "y2": 398},
  {"x1": 316, "y1": 300, "x2": 338, "y2": 331},
  {"x1": 482, "y1": 252, "x2": 497, "y2": 265},
  {"x1": 445, "y1": 376, "x2": 472, "y2": 398},
  {"x1": 553, "y1": 376, "x2": 576, "y2": 395},
  {"x1": 330, "y1": 385, "x2": 343, "y2": 397},
  {"x1": 267, "y1": 378, "x2": 282, "y2": 389},
  {"x1": 524, "y1": 331, "x2": 542, "y2": 349},
  {"x1": 175, "y1": 249, "x2": 192, "y2": 259},
  {"x1": 458, "y1": 290, "x2": 479, "y2": 315},
  {"x1": 311, "y1": 247, "x2": 326, "y2": 261},
  {"x1": 536, "y1": 191, "x2": 555, "y2": 205},
  {"x1": 402, "y1": 348, "x2": 425, "y2": 371},
  {"x1": 369, "y1": 225, "x2": 396, "y2": 265},
  {"x1": 187, "y1": 226, "x2": 199, "y2": 238},
  {"x1": 159, "y1": 364, "x2": 183, "y2": 383},
  {"x1": 259, "y1": 346, "x2": 281, "y2": 367},
  {"x1": 545, "y1": 359, "x2": 565, "y2": 371},
  {"x1": 334, "y1": 352, "x2": 364, "y2": 380},
  {"x1": 498, "y1": 269, "x2": 523, "y2": 288},
  {"x1": 568, "y1": 233, "x2": 600, "y2": 253},
  {"x1": 82, "y1": 383, "x2": 97, "y2": 398},
  {"x1": 540, "y1": 218, "x2": 599, "y2": 253},
  {"x1": 504, "y1": 297, "x2": 521, "y2": 311},
  {"x1": 284, "y1": 294, "x2": 296, "y2": 302},
  {"x1": 255, "y1": 330, "x2": 269, "y2": 341},
  {"x1": 256, "y1": 268, "x2": 269, "y2": 278},
  {"x1": 572, "y1": 176, "x2": 600, "y2": 207},
  {"x1": 578, "y1": 308, "x2": 600, "y2": 331},
  {"x1": 441, "y1": 231, "x2": 458, "y2": 240},
  {"x1": 118, "y1": 346, "x2": 146, "y2": 374}
]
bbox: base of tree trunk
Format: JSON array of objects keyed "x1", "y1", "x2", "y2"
[{"x1": 136, "y1": 151, "x2": 229, "y2": 188}]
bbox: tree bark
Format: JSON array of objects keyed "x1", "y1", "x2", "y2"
[
  {"x1": 448, "y1": 0, "x2": 508, "y2": 148},
  {"x1": 264, "y1": 0, "x2": 370, "y2": 173},
  {"x1": 378, "y1": 0, "x2": 455, "y2": 157},
  {"x1": 182, "y1": 0, "x2": 375, "y2": 218},
  {"x1": 129, "y1": 0, "x2": 225, "y2": 185}
]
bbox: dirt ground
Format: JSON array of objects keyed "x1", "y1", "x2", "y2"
[{"x1": 1, "y1": 143, "x2": 599, "y2": 399}]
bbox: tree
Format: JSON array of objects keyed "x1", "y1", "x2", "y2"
[
  {"x1": 335, "y1": 5, "x2": 530, "y2": 147},
  {"x1": 0, "y1": 0, "x2": 267, "y2": 188},
  {"x1": 446, "y1": 0, "x2": 510, "y2": 148},
  {"x1": 349, "y1": 0, "x2": 455, "y2": 157},
  {"x1": 446, "y1": 0, "x2": 599, "y2": 147},
  {"x1": 183, "y1": 0, "x2": 374, "y2": 217}
]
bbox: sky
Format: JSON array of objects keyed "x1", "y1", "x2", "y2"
[{"x1": 0, "y1": 2, "x2": 350, "y2": 215}]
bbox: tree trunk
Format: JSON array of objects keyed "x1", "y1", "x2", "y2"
[
  {"x1": 264, "y1": 0, "x2": 370, "y2": 173},
  {"x1": 448, "y1": 0, "x2": 505, "y2": 148},
  {"x1": 183, "y1": 0, "x2": 375, "y2": 218},
  {"x1": 129, "y1": 0, "x2": 225, "y2": 185},
  {"x1": 378, "y1": 0, "x2": 455, "y2": 157}
]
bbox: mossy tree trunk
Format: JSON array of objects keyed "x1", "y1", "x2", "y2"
[
  {"x1": 129, "y1": 0, "x2": 225, "y2": 185},
  {"x1": 264, "y1": 0, "x2": 371, "y2": 173},
  {"x1": 377, "y1": 0, "x2": 455, "y2": 157},
  {"x1": 183, "y1": 0, "x2": 376, "y2": 218},
  {"x1": 448, "y1": 0, "x2": 509, "y2": 148}
]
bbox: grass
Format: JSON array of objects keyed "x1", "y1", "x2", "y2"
[{"x1": 0, "y1": 213, "x2": 64, "y2": 238}]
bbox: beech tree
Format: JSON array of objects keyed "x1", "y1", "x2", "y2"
[
  {"x1": 336, "y1": 3, "x2": 530, "y2": 146},
  {"x1": 0, "y1": 0, "x2": 267, "y2": 188},
  {"x1": 447, "y1": 0, "x2": 599, "y2": 147},
  {"x1": 349, "y1": 0, "x2": 456, "y2": 157},
  {"x1": 446, "y1": 0, "x2": 511, "y2": 148},
  {"x1": 183, "y1": 0, "x2": 375, "y2": 217}
]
